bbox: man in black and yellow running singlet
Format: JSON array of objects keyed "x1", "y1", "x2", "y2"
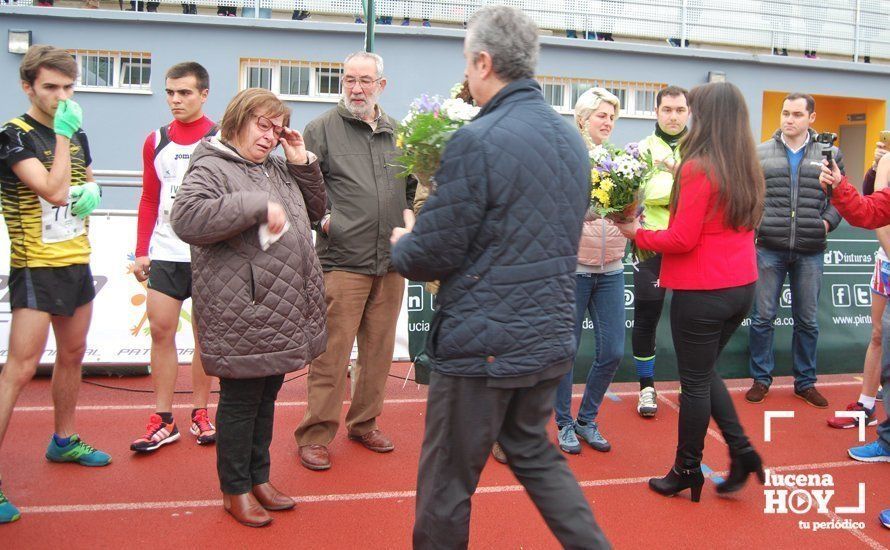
[{"x1": 0, "y1": 45, "x2": 110, "y2": 525}]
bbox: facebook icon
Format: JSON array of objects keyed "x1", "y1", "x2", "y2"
[{"x1": 832, "y1": 284, "x2": 851, "y2": 307}]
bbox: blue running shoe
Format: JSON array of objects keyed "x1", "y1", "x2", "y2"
[
  {"x1": 46, "y1": 434, "x2": 112, "y2": 466},
  {"x1": 848, "y1": 441, "x2": 890, "y2": 463},
  {"x1": 0, "y1": 485, "x2": 20, "y2": 524},
  {"x1": 574, "y1": 421, "x2": 611, "y2": 452},
  {"x1": 557, "y1": 425, "x2": 581, "y2": 454}
]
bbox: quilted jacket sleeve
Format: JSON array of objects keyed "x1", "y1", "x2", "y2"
[
  {"x1": 171, "y1": 162, "x2": 268, "y2": 246},
  {"x1": 287, "y1": 159, "x2": 327, "y2": 223},
  {"x1": 391, "y1": 130, "x2": 487, "y2": 282},
  {"x1": 303, "y1": 119, "x2": 331, "y2": 213}
]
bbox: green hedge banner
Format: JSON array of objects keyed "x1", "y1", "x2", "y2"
[{"x1": 407, "y1": 222, "x2": 878, "y2": 385}]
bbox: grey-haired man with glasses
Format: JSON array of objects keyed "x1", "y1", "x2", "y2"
[{"x1": 294, "y1": 51, "x2": 415, "y2": 471}]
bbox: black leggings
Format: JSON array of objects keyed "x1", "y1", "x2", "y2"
[
  {"x1": 632, "y1": 254, "x2": 666, "y2": 359},
  {"x1": 670, "y1": 284, "x2": 755, "y2": 469}
]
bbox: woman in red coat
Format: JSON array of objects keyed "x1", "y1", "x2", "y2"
[{"x1": 618, "y1": 82, "x2": 766, "y2": 502}]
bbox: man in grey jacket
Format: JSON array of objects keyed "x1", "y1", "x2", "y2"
[
  {"x1": 747, "y1": 93, "x2": 844, "y2": 408},
  {"x1": 295, "y1": 51, "x2": 415, "y2": 471}
]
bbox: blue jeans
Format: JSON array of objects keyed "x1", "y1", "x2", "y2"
[
  {"x1": 555, "y1": 270, "x2": 625, "y2": 427},
  {"x1": 748, "y1": 247, "x2": 823, "y2": 391},
  {"x1": 878, "y1": 301, "x2": 890, "y2": 451}
]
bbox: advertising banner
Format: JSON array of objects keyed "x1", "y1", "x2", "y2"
[
  {"x1": 0, "y1": 215, "x2": 411, "y2": 369},
  {"x1": 407, "y1": 222, "x2": 879, "y2": 384}
]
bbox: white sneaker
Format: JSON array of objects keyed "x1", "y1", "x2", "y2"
[{"x1": 638, "y1": 387, "x2": 657, "y2": 417}]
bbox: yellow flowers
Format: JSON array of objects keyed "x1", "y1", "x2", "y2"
[
  {"x1": 590, "y1": 171, "x2": 613, "y2": 208},
  {"x1": 591, "y1": 188, "x2": 611, "y2": 208},
  {"x1": 396, "y1": 136, "x2": 405, "y2": 149}
]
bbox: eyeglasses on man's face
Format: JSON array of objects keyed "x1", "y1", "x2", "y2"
[{"x1": 343, "y1": 76, "x2": 382, "y2": 90}]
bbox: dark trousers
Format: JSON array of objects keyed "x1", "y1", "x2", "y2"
[
  {"x1": 670, "y1": 285, "x2": 755, "y2": 469},
  {"x1": 216, "y1": 374, "x2": 284, "y2": 494},
  {"x1": 414, "y1": 372, "x2": 610, "y2": 550},
  {"x1": 632, "y1": 254, "x2": 666, "y2": 359}
]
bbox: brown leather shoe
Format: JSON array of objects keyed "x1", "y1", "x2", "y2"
[
  {"x1": 745, "y1": 382, "x2": 769, "y2": 403},
  {"x1": 491, "y1": 442, "x2": 508, "y2": 464},
  {"x1": 348, "y1": 429, "x2": 395, "y2": 453},
  {"x1": 252, "y1": 482, "x2": 296, "y2": 511},
  {"x1": 795, "y1": 386, "x2": 828, "y2": 408},
  {"x1": 299, "y1": 444, "x2": 331, "y2": 471},
  {"x1": 223, "y1": 492, "x2": 272, "y2": 527}
]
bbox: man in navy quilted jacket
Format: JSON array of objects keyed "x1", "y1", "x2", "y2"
[{"x1": 391, "y1": 6, "x2": 610, "y2": 549}]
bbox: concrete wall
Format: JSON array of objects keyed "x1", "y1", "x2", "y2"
[{"x1": 2, "y1": 7, "x2": 890, "y2": 208}]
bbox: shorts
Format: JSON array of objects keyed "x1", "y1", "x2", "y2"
[
  {"x1": 870, "y1": 257, "x2": 890, "y2": 298},
  {"x1": 147, "y1": 260, "x2": 192, "y2": 301},
  {"x1": 633, "y1": 253, "x2": 666, "y2": 302},
  {"x1": 9, "y1": 264, "x2": 95, "y2": 316}
]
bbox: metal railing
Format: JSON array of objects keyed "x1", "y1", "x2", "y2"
[
  {"x1": 93, "y1": 169, "x2": 140, "y2": 217},
  {"x1": 7, "y1": 1, "x2": 889, "y2": 60}
]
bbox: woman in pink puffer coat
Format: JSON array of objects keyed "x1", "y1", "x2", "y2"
[{"x1": 553, "y1": 88, "x2": 628, "y2": 456}]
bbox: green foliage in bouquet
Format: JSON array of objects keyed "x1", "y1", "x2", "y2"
[{"x1": 395, "y1": 89, "x2": 480, "y2": 183}]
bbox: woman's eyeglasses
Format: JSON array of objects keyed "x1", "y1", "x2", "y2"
[{"x1": 255, "y1": 115, "x2": 285, "y2": 138}]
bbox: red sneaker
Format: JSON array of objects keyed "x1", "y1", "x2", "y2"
[
  {"x1": 131, "y1": 414, "x2": 180, "y2": 452},
  {"x1": 190, "y1": 408, "x2": 217, "y2": 445},
  {"x1": 827, "y1": 402, "x2": 877, "y2": 429}
]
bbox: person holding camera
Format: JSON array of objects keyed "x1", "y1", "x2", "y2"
[{"x1": 747, "y1": 93, "x2": 844, "y2": 408}]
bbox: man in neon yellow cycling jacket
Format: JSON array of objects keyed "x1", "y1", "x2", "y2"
[{"x1": 633, "y1": 85, "x2": 689, "y2": 419}]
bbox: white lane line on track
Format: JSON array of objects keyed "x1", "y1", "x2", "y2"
[
  {"x1": 12, "y1": 381, "x2": 862, "y2": 413},
  {"x1": 825, "y1": 510, "x2": 888, "y2": 550},
  {"x1": 655, "y1": 393, "x2": 726, "y2": 444},
  {"x1": 18, "y1": 460, "x2": 874, "y2": 515}
]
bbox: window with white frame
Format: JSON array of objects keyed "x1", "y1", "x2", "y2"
[
  {"x1": 240, "y1": 59, "x2": 344, "y2": 101},
  {"x1": 538, "y1": 76, "x2": 666, "y2": 118},
  {"x1": 70, "y1": 50, "x2": 151, "y2": 91}
]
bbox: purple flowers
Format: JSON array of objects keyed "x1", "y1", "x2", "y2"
[
  {"x1": 624, "y1": 142, "x2": 641, "y2": 159},
  {"x1": 410, "y1": 93, "x2": 444, "y2": 114}
]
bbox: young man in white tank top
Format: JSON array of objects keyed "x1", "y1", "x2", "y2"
[{"x1": 130, "y1": 62, "x2": 217, "y2": 453}]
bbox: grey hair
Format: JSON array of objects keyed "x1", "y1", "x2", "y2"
[
  {"x1": 574, "y1": 87, "x2": 621, "y2": 127},
  {"x1": 344, "y1": 51, "x2": 384, "y2": 77},
  {"x1": 466, "y1": 6, "x2": 539, "y2": 81}
]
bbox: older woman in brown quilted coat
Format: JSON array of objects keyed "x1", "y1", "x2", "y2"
[{"x1": 171, "y1": 89, "x2": 327, "y2": 528}]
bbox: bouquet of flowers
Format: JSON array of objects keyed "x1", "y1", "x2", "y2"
[
  {"x1": 588, "y1": 141, "x2": 653, "y2": 223},
  {"x1": 589, "y1": 142, "x2": 655, "y2": 262},
  {"x1": 395, "y1": 82, "x2": 480, "y2": 189}
]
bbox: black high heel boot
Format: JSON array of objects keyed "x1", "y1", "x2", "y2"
[
  {"x1": 648, "y1": 466, "x2": 705, "y2": 502},
  {"x1": 716, "y1": 448, "x2": 765, "y2": 494}
]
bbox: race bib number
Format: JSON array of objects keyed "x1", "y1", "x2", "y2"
[
  {"x1": 160, "y1": 183, "x2": 180, "y2": 225},
  {"x1": 40, "y1": 196, "x2": 85, "y2": 244}
]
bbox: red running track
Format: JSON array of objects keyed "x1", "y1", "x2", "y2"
[{"x1": 3, "y1": 364, "x2": 890, "y2": 549}]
